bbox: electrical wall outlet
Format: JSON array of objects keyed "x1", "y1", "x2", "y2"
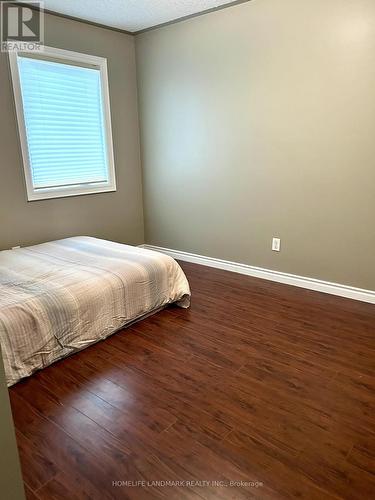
[{"x1": 272, "y1": 238, "x2": 281, "y2": 252}]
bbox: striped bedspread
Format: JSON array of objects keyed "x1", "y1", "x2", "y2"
[{"x1": 0, "y1": 236, "x2": 190, "y2": 386}]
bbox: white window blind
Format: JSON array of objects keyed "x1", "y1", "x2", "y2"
[{"x1": 9, "y1": 47, "x2": 116, "y2": 201}]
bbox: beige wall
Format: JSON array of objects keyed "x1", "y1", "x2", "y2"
[
  {"x1": 136, "y1": 0, "x2": 375, "y2": 290},
  {"x1": 0, "y1": 13, "x2": 144, "y2": 250}
]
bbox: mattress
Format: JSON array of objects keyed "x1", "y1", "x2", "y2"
[{"x1": 0, "y1": 236, "x2": 190, "y2": 386}]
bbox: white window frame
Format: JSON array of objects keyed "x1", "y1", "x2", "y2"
[{"x1": 8, "y1": 45, "x2": 116, "y2": 201}]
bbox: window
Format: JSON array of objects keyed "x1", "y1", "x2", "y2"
[{"x1": 9, "y1": 46, "x2": 116, "y2": 201}]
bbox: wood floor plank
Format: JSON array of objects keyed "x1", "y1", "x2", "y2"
[
  {"x1": 9, "y1": 391, "x2": 115, "y2": 500},
  {"x1": 14, "y1": 378, "x2": 133, "y2": 463},
  {"x1": 24, "y1": 484, "x2": 40, "y2": 500},
  {"x1": 9, "y1": 261, "x2": 375, "y2": 499},
  {"x1": 347, "y1": 442, "x2": 375, "y2": 477},
  {"x1": 35, "y1": 471, "x2": 115, "y2": 500},
  {"x1": 14, "y1": 428, "x2": 59, "y2": 492}
]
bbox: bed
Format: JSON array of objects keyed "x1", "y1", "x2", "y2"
[{"x1": 0, "y1": 236, "x2": 190, "y2": 386}]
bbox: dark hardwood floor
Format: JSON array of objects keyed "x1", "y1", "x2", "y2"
[{"x1": 9, "y1": 262, "x2": 375, "y2": 499}]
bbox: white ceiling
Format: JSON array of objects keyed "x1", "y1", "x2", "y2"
[{"x1": 42, "y1": 0, "x2": 238, "y2": 33}]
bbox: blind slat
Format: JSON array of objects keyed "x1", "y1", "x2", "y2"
[{"x1": 18, "y1": 56, "x2": 110, "y2": 189}]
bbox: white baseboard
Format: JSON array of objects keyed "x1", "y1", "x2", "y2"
[{"x1": 141, "y1": 244, "x2": 375, "y2": 305}]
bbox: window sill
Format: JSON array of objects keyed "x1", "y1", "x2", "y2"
[{"x1": 26, "y1": 184, "x2": 117, "y2": 202}]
